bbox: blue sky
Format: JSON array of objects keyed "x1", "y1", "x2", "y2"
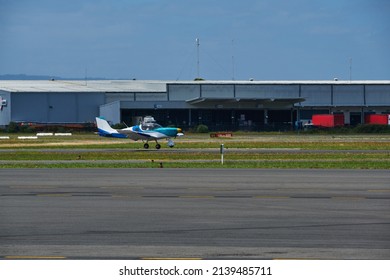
[{"x1": 0, "y1": 0, "x2": 389, "y2": 80}]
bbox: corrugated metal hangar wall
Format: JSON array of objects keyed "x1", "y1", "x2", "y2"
[
  {"x1": 1, "y1": 80, "x2": 390, "y2": 130},
  {"x1": 116, "y1": 83, "x2": 390, "y2": 129},
  {"x1": 8, "y1": 92, "x2": 105, "y2": 124}
]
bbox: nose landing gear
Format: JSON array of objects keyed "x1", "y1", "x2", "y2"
[{"x1": 168, "y1": 139, "x2": 175, "y2": 148}]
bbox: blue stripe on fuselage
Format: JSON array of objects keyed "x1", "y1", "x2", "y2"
[{"x1": 98, "y1": 129, "x2": 127, "y2": 138}]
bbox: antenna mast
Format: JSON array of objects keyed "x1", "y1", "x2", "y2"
[
  {"x1": 231, "y1": 39, "x2": 235, "y2": 80},
  {"x1": 196, "y1": 38, "x2": 200, "y2": 78},
  {"x1": 85, "y1": 67, "x2": 88, "y2": 86},
  {"x1": 349, "y1": 58, "x2": 352, "y2": 81}
]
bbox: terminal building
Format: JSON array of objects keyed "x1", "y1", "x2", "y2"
[{"x1": 1, "y1": 79, "x2": 390, "y2": 130}]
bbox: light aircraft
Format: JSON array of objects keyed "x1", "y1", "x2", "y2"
[{"x1": 96, "y1": 116, "x2": 184, "y2": 149}]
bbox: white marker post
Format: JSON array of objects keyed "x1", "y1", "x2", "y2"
[{"x1": 220, "y1": 144, "x2": 224, "y2": 165}]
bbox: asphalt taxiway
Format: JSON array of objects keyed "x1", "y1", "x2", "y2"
[{"x1": 1, "y1": 168, "x2": 389, "y2": 259}]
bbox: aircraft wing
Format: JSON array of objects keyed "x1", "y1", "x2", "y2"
[
  {"x1": 118, "y1": 128, "x2": 154, "y2": 141},
  {"x1": 119, "y1": 128, "x2": 173, "y2": 141}
]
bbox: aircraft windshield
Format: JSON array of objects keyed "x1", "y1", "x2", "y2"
[
  {"x1": 139, "y1": 116, "x2": 163, "y2": 130},
  {"x1": 141, "y1": 122, "x2": 162, "y2": 130}
]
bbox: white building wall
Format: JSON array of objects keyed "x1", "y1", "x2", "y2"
[
  {"x1": 99, "y1": 101, "x2": 121, "y2": 124},
  {"x1": 0, "y1": 91, "x2": 11, "y2": 126}
]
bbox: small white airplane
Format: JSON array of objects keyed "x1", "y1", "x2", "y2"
[{"x1": 96, "y1": 116, "x2": 184, "y2": 149}]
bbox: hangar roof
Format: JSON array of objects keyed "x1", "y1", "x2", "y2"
[
  {"x1": 0, "y1": 80, "x2": 167, "y2": 93},
  {"x1": 0, "y1": 79, "x2": 389, "y2": 93}
]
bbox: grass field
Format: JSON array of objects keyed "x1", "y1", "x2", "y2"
[{"x1": 0, "y1": 132, "x2": 389, "y2": 169}]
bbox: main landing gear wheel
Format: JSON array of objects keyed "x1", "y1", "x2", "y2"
[
  {"x1": 143, "y1": 143, "x2": 149, "y2": 149},
  {"x1": 155, "y1": 144, "x2": 161, "y2": 149}
]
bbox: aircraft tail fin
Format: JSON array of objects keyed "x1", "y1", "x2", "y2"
[{"x1": 95, "y1": 117, "x2": 127, "y2": 138}]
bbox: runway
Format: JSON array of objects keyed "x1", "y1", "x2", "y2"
[{"x1": 1, "y1": 168, "x2": 389, "y2": 259}]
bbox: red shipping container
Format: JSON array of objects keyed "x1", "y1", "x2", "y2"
[
  {"x1": 312, "y1": 114, "x2": 344, "y2": 127},
  {"x1": 365, "y1": 114, "x2": 390, "y2": 125}
]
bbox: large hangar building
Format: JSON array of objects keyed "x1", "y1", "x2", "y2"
[{"x1": 1, "y1": 80, "x2": 390, "y2": 130}]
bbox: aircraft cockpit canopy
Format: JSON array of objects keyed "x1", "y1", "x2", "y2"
[
  {"x1": 141, "y1": 116, "x2": 162, "y2": 130},
  {"x1": 141, "y1": 122, "x2": 162, "y2": 130}
]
